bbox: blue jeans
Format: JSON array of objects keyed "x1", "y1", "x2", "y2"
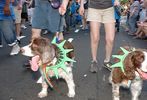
[
  {"x1": 0, "y1": 19, "x2": 17, "y2": 46},
  {"x1": 128, "y1": 14, "x2": 138, "y2": 34}
]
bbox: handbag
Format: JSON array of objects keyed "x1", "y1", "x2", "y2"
[{"x1": 48, "y1": 0, "x2": 61, "y2": 9}]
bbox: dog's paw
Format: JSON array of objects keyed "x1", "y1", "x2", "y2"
[
  {"x1": 67, "y1": 92, "x2": 75, "y2": 98},
  {"x1": 38, "y1": 91, "x2": 48, "y2": 98}
]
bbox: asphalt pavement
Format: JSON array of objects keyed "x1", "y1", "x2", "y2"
[{"x1": 0, "y1": 24, "x2": 147, "y2": 100}]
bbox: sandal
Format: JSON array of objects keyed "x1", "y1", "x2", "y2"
[{"x1": 103, "y1": 62, "x2": 112, "y2": 71}]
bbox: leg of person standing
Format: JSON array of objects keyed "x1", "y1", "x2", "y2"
[
  {"x1": 14, "y1": 6, "x2": 22, "y2": 42},
  {"x1": 89, "y1": 21, "x2": 101, "y2": 72},
  {"x1": 103, "y1": 7, "x2": 115, "y2": 71}
]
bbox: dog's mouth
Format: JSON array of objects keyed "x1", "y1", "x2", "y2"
[
  {"x1": 30, "y1": 55, "x2": 40, "y2": 71},
  {"x1": 137, "y1": 68, "x2": 147, "y2": 80}
]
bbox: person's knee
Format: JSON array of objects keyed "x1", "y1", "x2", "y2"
[
  {"x1": 92, "y1": 37, "x2": 99, "y2": 44},
  {"x1": 106, "y1": 37, "x2": 114, "y2": 45}
]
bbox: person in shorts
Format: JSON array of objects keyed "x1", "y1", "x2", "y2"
[{"x1": 79, "y1": 0, "x2": 120, "y2": 72}]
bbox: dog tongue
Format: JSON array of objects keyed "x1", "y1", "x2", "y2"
[
  {"x1": 137, "y1": 68, "x2": 147, "y2": 80},
  {"x1": 30, "y1": 55, "x2": 40, "y2": 71}
]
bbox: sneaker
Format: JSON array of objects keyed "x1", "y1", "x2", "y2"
[
  {"x1": 10, "y1": 43, "x2": 20, "y2": 55},
  {"x1": 90, "y1": 61, "x2": 98, "y2": 73},
  {"x1": 128, "y1": 32, "x2": 135, "y2": 36},
  {"x1": 23, "y1": 59, "x2": 31, "y2": 69},
  {"x1": 74, "y1": 29, "x2": 79, "y2": 33},
  {"x1": 21, "y1": 25, "x2": 27, "y2": 29},
  {"x1": 0, "y1": 45, "x2": 3, "y2": 48},
  {"x1": 42, "y1": 30, "x2": 48, "y2": 35},
  {"x1": 103, "y1": 62, "x2": 112, "y2": 71}
]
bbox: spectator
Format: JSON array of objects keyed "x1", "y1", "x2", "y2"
[
  {"x1": 12, "y1": 0, "x2": 23, "y2": 43},
  {"x1": 79, "y1": 0, "x2": 120, "y2": 72},
  {"x1": 27, "y1": 0, "x2": 35, "y2": 25},
  {"x1": 21, "y1": 0, "x2": 28, "y2": 29},
  {"x1": 0, "y1": 0, "x2": 20, "y2": 55},
  {"x1": 128, "y1": 0, "x2": 141, "y2": 35},
  {"x1": 134, "y1": 0, "x2": 147, "y2": 39},
  {"x1": 112, "y1": 0, "x2": 121, "y2": 32},
  {"x1": 81, "y1": 0, "x2": 88, "y2": 30},
  {"x1": 31, "y1": 0, "x2": 69, "y2": 40}
]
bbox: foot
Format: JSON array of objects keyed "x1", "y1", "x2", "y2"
[
  {"x1": 67, "y1": 91, "x2": 75, "y2": 98},
  {"x1": 90, "y1": 61, "x2": 98, "y2": 73},
  {"x1": 103, "y1": 61, "x2": 112, "y2": 71},
  {"x1": 74, "y1": 29, "x2": 79, "y2": 33},
  {"x1": 38, "y1": 90, "x2": 48, "y2": 98},
  {"x1": 0, "y1": 44, "x2": 3, "y2": 48},
  {"x1": 10, "y1": 43, "x2": 20, "y2": 55},
  {"x1": 21, "y1": 25, "x2": 27, "y2": 29},
  {"x1": 23, "y1": 60, "x2": 31, "y2": 69},
  {"x1": 128, "y1": 32, "x2": 135, "y2": 36},
  {"x1": 38, "y1": 88, "x2": 48, "y2": 98}
]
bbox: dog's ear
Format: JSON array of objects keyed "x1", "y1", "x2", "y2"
[
  {"x1": 112, "y1": 68, "x2": 126, "y2": 83},
  {"x1": 131, "y1": 50, "x2": 145, "y2": 69},
  {"x1": 123, "y1": 50, "x2": 144, "y2": 80},
  {"x1": 123, "y1": 53, "x2": 136, "y2": 80}
]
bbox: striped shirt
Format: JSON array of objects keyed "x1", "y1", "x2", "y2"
[{"x1": 0, "y1": 0, "x2": 15, "y2": 20}]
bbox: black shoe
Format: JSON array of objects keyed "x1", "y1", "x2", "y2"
[
  {"x1": 23, "y1": 60, "x2": 31, "y2": 69},
  {"x1": 17, "y1": 39, "x2": 21, "y2": 44},
  {"x1": 90, "y1": 61, "x2": 98, "y2": 73}
]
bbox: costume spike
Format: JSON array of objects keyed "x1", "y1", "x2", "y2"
[
  {"x1": 120, "y1": 47, "x2": 130, "y2": 54},
  {"x1": 65, "y1": 56, "x2": 76, "y2": 62},
  {"x1": 51, "y1": 37, "x2": 57, "y2": 44},
  {"x1": 64, "y1": 49, "x2": 73, "y2": 53},
  {"x1": 112, "y1": 55, "x2": 124, "y2": 59},
  {"x1": 53, "y1": 68, "x2": 59, "y2": 79},
  {"x1": 58, "y1": 40, "x2": 66, "y2": 48}
]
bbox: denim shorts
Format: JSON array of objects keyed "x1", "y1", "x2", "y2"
[
  {"x1": 32, "y1": 0, "x2": 63, "y2": 33},
  {"x1": 0, "y1": 19, "x2": 17, "y2": 46}
]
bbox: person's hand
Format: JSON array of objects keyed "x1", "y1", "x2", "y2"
[
  {"x1": 114, "y1": 0, "x2": 120, "y2": 6},
  {"x1": 59, "y1": 3, "x2": 67, "y2": 15},
  {"x1": 79, "y1": 5, "x2": 84, "y2": 16},
  {"x1": 3, "y1": 5, "x2": 10, "y2": 16}
]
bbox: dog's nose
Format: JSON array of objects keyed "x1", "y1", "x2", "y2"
[{"x1": 20, "y1": 48, "x2": 25, "y2": 53}]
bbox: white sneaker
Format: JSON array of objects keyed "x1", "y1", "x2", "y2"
[
  {"x1": 21, "y1": 25, "x2": 27, "y2": 29},
  {"x1": 10, "y1": 44, "x2": 20, "y2": 55},
  {"x1": 42, "y1": 30, "x2": 48, "y2": 35},
  {"x1": 17, "y1": 36, "x2": 26, "y2": 40},
  {"x1": 74, "y1": 29, "x2": 79, "y2": 33},
  {"x1": 0, "y1": 45, "x2": 3, "y2": 48}
]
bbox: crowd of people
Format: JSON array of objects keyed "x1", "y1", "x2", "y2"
[{"x1": 125, "y1": 0, "x2": 147, "y2": 39}]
